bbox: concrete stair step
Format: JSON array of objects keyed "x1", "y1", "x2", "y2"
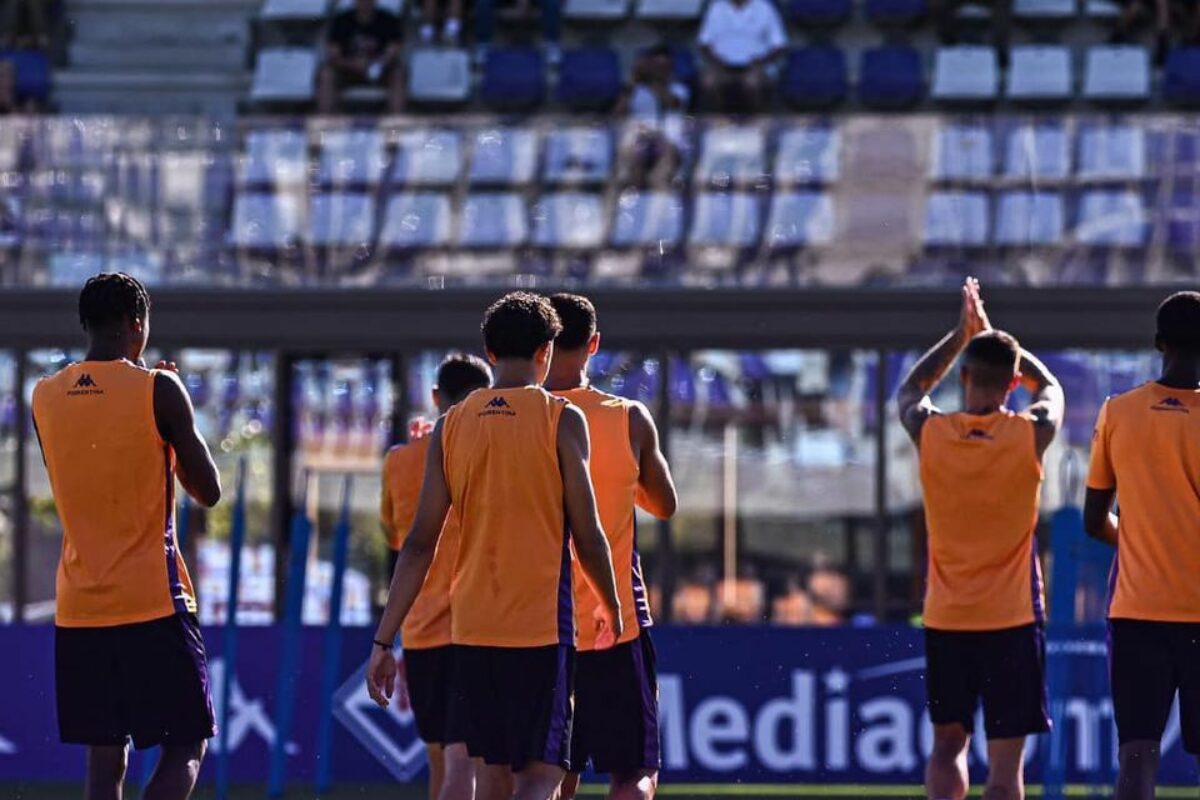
[{"x1": 68, "y1": 42, "x2": 248, "y2": 71}]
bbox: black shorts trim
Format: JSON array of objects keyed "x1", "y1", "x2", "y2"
[
  {"x1": 56, "y1": 613, "x2": 216, "y2": 750},
  {"x1": 1109, "y1": 618, "x2": 1200, "y2": 754},
  {"x1": 924, "y1": 622, "x2": 1051, "y2": 740},
  {"x1": 404, "y1": 645, "x2": 460, "y2": 746},
  {"x1": 571, "y1": 633, "x2": 661, "y2": 775},
  {"x1": 449, "y1": 644, "x2": 575, "y2": 771}
]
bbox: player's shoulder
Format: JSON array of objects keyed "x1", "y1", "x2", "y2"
[{"x1": 1104, "y1": 383, "x2": 1156, "y2": 416}]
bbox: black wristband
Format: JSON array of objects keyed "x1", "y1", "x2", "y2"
[{"x1": 373, "y1": 638, "x2": 392, "y2": 650}]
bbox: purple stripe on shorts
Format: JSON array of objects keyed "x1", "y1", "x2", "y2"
[
  {"x1": 162, "y1": 447, "x2": 189, "y2": 616},
  {"x1": 558, "y1": 525, "x2": 574, "y2": 646},
  {"x1": 542, "y1": 645, "x2": 571, "y2": 767},
  {"x1": 630, "y1": 635, "x2": 662, "y2": 769},
  {"x1": 1033, "y1": 622, "x2": 1052, "y2": 730},
  {"x1": 1106, "y1": 551, "x2": 1120, "y2": 616},
  {"x1": 630, "y1": 519, "x2": 653, "y2": 630},
  {"x1": 1030, "y1": 535, "x2": 1045, "y2": 624},
  {"x1": 178, "y1": 614, "x2": 217, "y2": 735}
]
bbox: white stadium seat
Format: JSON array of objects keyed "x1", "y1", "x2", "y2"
[
  {"x1": 1077, "y1": 190, "x2": 1147, "y2": 246},
  {"x1": 250, "y1": 48, "x2": 318, "y2": 104},
  {"x1": 391, "y1": 129, "x2": 463, "y2": 186},
  {"x1": 458, "y1": 192, "x2": 528, "y2": 247},
  {"x1": 930, "y1": 124, "x2": 994, "y2": 182},
  {"x1": 1004, "y1": 124, "x2": 1071, "y2": 181},
  {"x1": 611, "y1": 190, "x2": 685, "y2": 247},
  {"x1": 1084, "y1": 45, "x2": 1151, "y2": 103},
  {"x1": 532, "y1": 193, "x2": 606, "y2": 248},
  {"x1": 381, "y1": 193, "x2": 453, "y2": 249},
  {"x1": 774, "y1": 127, "x2": 841, "y2": 185},
  {"x1": 1007, "y1": 46, "x2": 1072, "y2": 102},
  {"x1": 408, "y1": 49, "x2": 472, "y2": 104},
  {"x1": 932, "y1": 46, "x2": 1000, "y2": 102},
  {"x1": 995, "y1": 191, "x2": 1065, "y2": 246},
  {"x1": 924, "y1": 191, "x2": 990, "y2": 246},
  {"x1": 1078, "y1": 125, "x2": 1146, "y2": 181}
]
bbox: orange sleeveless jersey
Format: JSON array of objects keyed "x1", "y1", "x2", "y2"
[
  {"x1": 32, "y1": 360, "x2": 196, "y2": 628},
  {"x1": 442, "y1": 387, "x2": 573, "y2": 648},
  {"x1": 919, "y1": 410, "x2": 1045, "y2": 631},
  {"x1": 380, "y1": 436, "x2": 460, "y2": 649},
  {"x1": 1088, "y1": 384, "x2": 1200, "y2": 622},
  {"x1": 553, "y1": 387, "x2": 652, "y2": 651}
]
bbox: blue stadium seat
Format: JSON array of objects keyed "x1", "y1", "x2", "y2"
[
  {"x1": 408, "y1": 49, "x2": 472, "y2": 105},
  {"x1": 780, "y1": 46, "x2": 848, "y2": 108},
  {"x1": 995, "y1": 191, "x2": 1065, "y2": 247},
  {"x1": 865, "y1": 0, "x2": 925, "y2": 23},
  {"x1": 930, "y1": 124, "x2": 994, "y2": 182},
  {"x1": 689, "y1": 192, "x2": 763, "y2": 247},
  {"x1": 468, "y1": 127, "x2": 540, "y2": 185},
  {"x1": 381, "y1": 193, "x2": 452, "y2": 249},
  {"x1": 765, "y1": 191, "x2": 836, "y2": 248},
  {"x1": 774, "y1": 126, "x2": 841, "y2": 185},
  {"x1": 1165, "y1": 48, "x2": 1200, "y2": 106},
  {"x1": 790, "y1": 0, "x2": 851, "y2": 25},
  {"x1": 636, "y1": 0, "x2": 705, "y2": 20},
  {"x1": 557, "y1": 48, "x2": 623, "y2": 111},
  {"x1": 307, "y1": 193, "x2": 375, "y2": 247},
  {"x1": 923, "y1": 191, "x2": 990, "y2": 247},
  {"x1": 1014, "y1": 0, "x2": 1074, "y2": 21},
  {"x1": 696, "y1": 125, "x2": 767, "y2": 187},
  {"x1": 458, "y1": 192, "x2": 528, "y2": 247},
  {"x1": 1007, "y1": 46, "x2": 1072, "y2": 103},
  {"x1": 859, "y1": 46, "x2": 923, "y2": 109},
  {"x1": 931, "y1": 45, "x2": 999, "y2": 103},
  {"x1": 316, "y1": 129, "x2": 386, "y2": 187},
  {"x1": 1003, "y1": 124, "x2": 1070, "y2": 181},
  {"x1": 1084, "y1": 45, "x2": 1150, "y2": 103},
  {"x1": 480, "y1": 48, "x2": 545, "y2": 111},
  {"x1": 1078, "y1": 124, "x2": 1146, "y2": 181},
  {"x1": 231, "y1": 192, "x2": 304, "y2": 249},
  {"x1": 1165, "y1": 187, "x2": 1200, "y2": 251},
  {"x1": 543, "y1": 127, "x2": 613, "y2": 185},
  {"x1": 391, "y1": 130, "x2": 463, "y2": 186},
  {"x1": 611, "y1": 190, "x2": 685, "y2": 247},
  {"x1": 1077, "y1": 190, "x2": 1147, "y2": 247},
  {"x1": 1, "y1": 50, "x2": 50, "y2": 104},
  {"x1": 532, "y1": 193, "x2": 606, "y2": 248},
  {"x1": 673, "y1": 47, "x2": 699, "y2": 92}
]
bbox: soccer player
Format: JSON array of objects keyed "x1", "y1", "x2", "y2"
[
  {"x1": 1084, "y1": 291, "x2": 1200, "y2": 800},
  {"x1": 367, "y1": 292, "x2": 622, "y2": 800},
  {"x1": 545, "y1": 294, "x2": 677, "y2": 800},
  {"x1": 32, "y1": 273, "x2": 222, "y2": 800},
  {"x1": 897, "y1": 278, "x2": 1064, "y2": 800},
  {"x1": 380, "y1": 354, "x2": 492, "y2": 800}
]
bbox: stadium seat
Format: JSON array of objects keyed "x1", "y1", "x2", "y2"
[
  {"x1": 930, "y1": 124, "x2": 994, "y2": 182},
  {"x1": 1006, "y1": 46, "x2": 1072, "y2": 103},
  {"x1": 1003, "y1": 124, "x2": 1070, "y2": 181},
  {"x1": 1076, "y1": 190, "x2": 1147, "y2": 246},
  {"x1": 689, "y1": 192, "x2": 763, "y2": 247},
  {"x1": 565, "y1": 0, "x2": 630, "y2": 19},
  {"x1": 1013, "y1": 0, "x2": 1074, "y2": 20},
  {"x1": 468, "y1": 127, "x2": 540, "y2": 184},
  {"x1": 391, "y1": 129, "x2": 463, "y2": 186},
  {"x1": 308, "y1": 193, "x2": 375, "y2": 247},
  {"x1": 543, "y1": 127, "x2": 613, "y2": 185},
  {"x1": 774, "y1": 126, "x2": 841, "y2": 185},
  {"x1": 924, "y1": 191, "x2": 990, "y2": 246},
  {"x1": 635, "y1": 0, "x2": 706, "y2": 20},
  {"x1": 790, "y1": 0, "x2": 851, "y2": 25},
  {"x1": 259, "y1": 0, "x2": 328, "y2": 22},
  {"x1": 557, "y1": 48, "x2": 623, "y2": 111},
  {"x1": 1078, "y1": 125, "x2": 1146, "y2": 181},
  {"x1": 238, "y1": 129, "x2": 309, "y2": 186},
  {"x1": 381, "y1": 193, "x2": 452, "y2": 249},
  {"x1": 931, "y1": 46, "x2": 999, "y2": 103},
  {"x1": 1, "y1": 50, "x2": 50, "y2": 104},
  {"x1": 858, "y1": 45, "x2": 923, "y2": 109},
  {"x1": 765, "y1": 191, "x2": 836, "y2": 247},
  {"x1": 231, "y1": 192, "x2": 304, "y2": 248},
  {"x1": 458, "y1": 192, "x2": 528, "y2": 247},
  {"x1": 407, "y1": 49, "x2": 471, "y2": 104},
  {"x1": 611, "y1": 190, "x2": 685, "y2": 247},
  {"x1": 316, "y1": 129, "x2": 386, "y2": 186},
  {"x1": 780, "y1": 46, "x2": 848, "y2": 108},
  {"x1": 864, "y1": 0, "x2": 926, "y2": 24},
  {"x1": 1084, "y1": 0, "x2": 1121, "y2": 16},
  {"x1": 1164, "y1": 48, "x2": 1200, "y2": 106},
  {"x1": 1083, "y1": 45, "x2": 1150, "y2": 103},
  {"x1": 532, "y1": 193, "x2": 606, "y2": 248},
  {"x1": 480, "y1": 48, "x2": 546, "y2": 111},
  {"x1": 695, "y1": 125, "x2": 767, "y2": 187},
  {"x1": 250, "y1": 48, "x2": 318, "y2": 104},
  {"x1": 335, "y1": 0, "x2": 403, "y2": 10},
  {"x1": 995, "y1": 191, "x2": 1065, "y2": 246}
]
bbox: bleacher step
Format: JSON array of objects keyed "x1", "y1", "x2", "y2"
[
  {"x1": 54, "y1": 70, "x2": 249, "y2": 116},
  {"x1": 68, "y1": 42, "x2": 248, "y2": 72}
]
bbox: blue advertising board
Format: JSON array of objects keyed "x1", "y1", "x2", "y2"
[{"x1": 0, "y1": 624, "x2": 1194, "y2": 787}]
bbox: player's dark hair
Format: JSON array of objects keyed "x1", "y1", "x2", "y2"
[
  {"x1": 963, "y1": 330, "x2": 1021, "y2": 391},
  {"x1": 1156, "y1": 291, "x2": 1200, "y2": 352},
  {"x1": 436, "y1": 354, "x2": 492, "y2": 404},
  {"x1": 481, "y1": 292, "x2": 562, "y2": 360},
  {"x1": 78, "y1": 272, "x2": 150, "y2": 332},
  {"x1": 550, "y1": 293, "x2": 597, "y2": 351}
]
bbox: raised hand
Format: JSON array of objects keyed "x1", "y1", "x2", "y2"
[
  {"x1": 958, "y1": 277, "x2": 992, "y2": 339},
  {"x1": 408, "y1": 417, "x2": 435, "y2": 442}
]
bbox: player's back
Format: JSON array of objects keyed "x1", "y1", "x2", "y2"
[
  {"x1": 442, "y1": 386, "x2": 572, "y2": 648},
  {"x1": 1092, "y1": 383, "x2": 1200, "y2": 621},
  {"x1": 32, "y1": 360, "x2": 194, "y2": 627},
  {"x1": 920, "y1": 409, "x2": 1044, "y2": 631},
  {"x1": 552, "y1": 386, "x2": 651, "y2": 650}
]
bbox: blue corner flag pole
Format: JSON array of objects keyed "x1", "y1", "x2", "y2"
[
  {"x1": 1043, "y1": 504, "x2": 1082, "y2": 800},
  {"x1": 315, "y1": 474, "x2": 354, "y2": 793},
  {"x1": 216, "y1": 458, "x2": 248, "y2": 800},
  {"x1": 268, "y1": 472, "x2": 313, "y2": 798}
]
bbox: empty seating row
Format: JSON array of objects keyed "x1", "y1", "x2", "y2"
[
  {"x1": 931, "y1": 123, "x2": 1147, "y2": 182},
  {"x1": 925, "y1": 189, "x2": 1149, "y2": 247}
]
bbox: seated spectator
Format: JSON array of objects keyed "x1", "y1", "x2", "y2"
[
  {"x1": 616, "y1": 45, "x2": 689, "y2": 188},
  {"x1": 808, "y1": 553, "x2": 851, "y2": 626},
  {"x1": 318, "y1": 0, "x2": 405, "y2": 114},
  {"x1": 420, "y1": 0, "x2": 464, "y2": 44},
  {"x1": 717, "y1": 568, "x2": 766, "y2": 623},
  {"x1": 1, "y1": 0, "x2": 49, "y2": 49},
  {"x1": 771, "y1": 576, "x2": 814, "y2": 625},
  {"x1": 933, "y1": 0, "x2": 1010, "y2": 66},
  {"x1": 697, "y1": 0, "x2": 786, "y2": 113},
  {"x1": 672, "y1": 567, "x2": 716, "y2": 623}
]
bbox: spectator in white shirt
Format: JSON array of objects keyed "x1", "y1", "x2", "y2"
[{"x1": 698, "y1": 0, "x2": 787, "y2": 111}]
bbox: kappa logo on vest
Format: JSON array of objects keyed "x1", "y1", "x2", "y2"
[
  {"x1": 1152, "y1": 397, "x2": 1189, "y2": 414},
  {"x1": 67, "y1": 374, "x2": 104, "y2": 397},
  {"x1": 479, "y1": 395, "x2": 517, "y2": 417}
]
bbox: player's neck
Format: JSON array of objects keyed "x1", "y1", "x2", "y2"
[
  {"x1": 492, "y1": 360, "x2": 542, "y2": 389},
  {"x1": 1159, "y1": 355, "x2": 1200, "y2": 389},
  {"x1": 84, "y1": 338, "x2": 134, "y2": 363},
  {"x1": 963, "y1": 390, "x2": 1004, "y2": 416},
  {"x1": 543, "y1": 360, "x2": 589, "y2": 392}
]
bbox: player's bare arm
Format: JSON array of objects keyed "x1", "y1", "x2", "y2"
[
  {"x1": 154, "y1": 370, "x2": 221, "y2": 508},
  {"x1": 1018, "y1": 349, "x2": 1065, "y2": 459},
  {"x1": 367, "y1": 419, "x2": 451, "y2": 707},
  {"x1": 630, "y1": 401, "x2": 678, "y2": 520},
  {"x1": 558, "y1": 404, "x2": 624, "y2": 645},
  {"x1": 897, "y1": 278, "x2": 991, "y2": 443},
  {"x1": 1083, "y1": 488, "x2": 1119, "y2": 547}
]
